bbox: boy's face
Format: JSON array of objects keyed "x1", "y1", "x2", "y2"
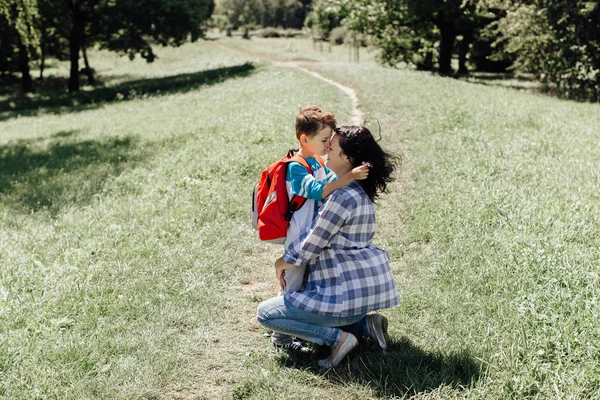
[{"x1": 301, "y1": 125, "x2": 333, "y2": 157}]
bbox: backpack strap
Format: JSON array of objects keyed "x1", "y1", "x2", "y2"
[
  {"x1": 288, "y1": 155, "x2": 313, "y2": 174},
  {"x1": 283, "y1": 155, "x2": 314, "y2": 222}
]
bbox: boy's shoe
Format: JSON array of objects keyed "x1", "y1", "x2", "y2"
[
  {"x1": 318, "y1": 333, "x2": 358, "y2": 368},
  {"x1": 367, "y1": 313, "x2": 389, "y2": 350},
  {"x1": 272, "y1": 339, "x2": 310, "y2": 353}
]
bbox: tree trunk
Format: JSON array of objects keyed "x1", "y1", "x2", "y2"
[
  {"x1": 17, "y1": 39, "x2": 33, "y2": 93},
  {"x1": 438, "y1": 20, "x2": 456, "y2": 76},
  {"x1": 68, "y1": 10, "x2": 85, "y2": 92},
  {"x1": 39, "y1": 42, "x2": 45, "y2": 80},
  {"x1": 81, "y1": 36, "x2": 95, "y2": 84},
  {"x1": 457, "y1": 30, "x2": 473, "y2": 75}
]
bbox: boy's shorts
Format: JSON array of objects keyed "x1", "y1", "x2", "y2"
[{"x1": 281, "y1": 265, "x2": 306, "y2": 294}]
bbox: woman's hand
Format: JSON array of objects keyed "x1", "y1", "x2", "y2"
[{"x1": 351, "y1": 162, "x2": 371, "y2": 181}]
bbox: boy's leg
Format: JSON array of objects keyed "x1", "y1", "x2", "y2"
[
  {"x1": 270, "y1": 327, "x2": 294, "y2": 346},
  {"x1": 270, "y1": 265, "x2": 307, "y2": 346}
]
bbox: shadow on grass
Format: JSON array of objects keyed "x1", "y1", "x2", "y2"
[
  {"x1": 461, "y1": 72, "x2": 534, "y2": 82},
  {"x1": 0, "y1": 133, "x2": 145, "y2": 213},
  {"x1": 0, "y1": 63, "x2": 255, "y2": 122},
  {"x1": 279, "y1": 336, "x2": 481, "y2": 398},
  {"x1": 455, "y1": 72, "x2": 540, "y2": 93}
]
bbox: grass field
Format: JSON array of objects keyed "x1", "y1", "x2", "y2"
[{"x1": 1, "y1": 37, "x2": 599, "y2": 399}]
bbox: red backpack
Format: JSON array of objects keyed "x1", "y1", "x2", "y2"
[{"x1": 252, "y1": 151, "x2": 325, "y2": 244}]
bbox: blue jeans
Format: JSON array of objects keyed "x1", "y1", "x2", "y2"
[{"x1": 256, "y1": 296, "x2": 369, "y2": 348}]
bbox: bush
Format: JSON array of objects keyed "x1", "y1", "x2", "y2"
[
  {"x1": 283, "y1": 29, "x2": 300, "y2": 38},
  {"x1": 487, "y1": 2, "x2": 600, "y2": 101},
  {"x1": 329, "y1": 26, "x2": 347, "y2": 45},
  {"x1": 258, "y1": 27, "x2": 281, "y2": 38}
]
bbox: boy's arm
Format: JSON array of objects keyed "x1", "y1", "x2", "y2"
[
  {"x1": 323, "y1": 164, "x2": 337, "y2": 183},
  {"x1": 288, "y1": 162, "x2": 327, "y2": 200},
  {"x1": 320, "y1": 163, "x2": 369, "y2": 200},
  {"x1": 288, "y1": 162, "x2": 369, "y2": 201}
]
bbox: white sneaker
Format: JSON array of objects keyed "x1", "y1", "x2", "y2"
[{"x1": 272, "y1": 339, "x2": 310, "y2": 353}]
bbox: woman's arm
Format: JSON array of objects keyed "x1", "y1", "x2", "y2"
[{"x1": 283, "y1": 192, "x2": 352, "y2": 267}]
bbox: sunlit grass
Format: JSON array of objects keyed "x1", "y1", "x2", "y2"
[
  {"x1": 214, "y1": 35, "x2": 380, "y2": 65},
  {"x1": 28, "y1": 40, "x2": 252, "y2": 88},
  {"x1": 305, "y1": 62, "x2": 600, "y2": 398},
  {"x1": 1, "y1": 37, "x2": 599, "y2": 399},
  {"x1": 0, "y1": 41, "x2": 350, "y2": 399}
]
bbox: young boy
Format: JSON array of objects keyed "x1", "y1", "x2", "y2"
[{"x1": 272, "y1": 105, "x2": 369, "y2": 350}]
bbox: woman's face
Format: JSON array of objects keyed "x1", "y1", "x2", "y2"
[{"x1": 326, "y1": 135, "x2": 350, "y2": 173}]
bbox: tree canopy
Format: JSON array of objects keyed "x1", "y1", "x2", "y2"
[
  {"x1": 0, "y1": 0, "x2": 215, "y2": 92},
  {"x1": 3, "y1": 0, "x2": 599, "y2": 101},
  {"x1": 1, "y1": 0, "x2": 40, "y2": 91},
  {"x1": 481, "y1": 0, "x2": 600, "y2": 101},
  {"x1": 305, "y1": 0, "x2": 600, "y2": 101},
  {"x1": 217, "y1": 0, "x2": 305, "y2": 31}
]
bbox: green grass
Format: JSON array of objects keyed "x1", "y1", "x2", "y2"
[
  {"x1": 212, "y1": 35, "x2": 380, "y2": 65},
  {"x1": 305, "y1": 61, "x2": 600, "y2": 398},
  {"x1": 0, "y1": 41, "x2": 350, "y2": 399},
  {"x1": 1, "y1": 37, "x2": 600, "y2": 399}
]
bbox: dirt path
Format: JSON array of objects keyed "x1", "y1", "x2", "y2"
[{"x1": 209, "y1": 41, "x2": 364, "y2": 125}]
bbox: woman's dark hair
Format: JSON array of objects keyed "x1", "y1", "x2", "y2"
[{"x1": 335, "y1": 125, "x2": 400, "y2": 202}]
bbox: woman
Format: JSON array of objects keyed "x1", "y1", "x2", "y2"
[{"x1": 256, "y1": 126, "x2": 400, "y2": 368}]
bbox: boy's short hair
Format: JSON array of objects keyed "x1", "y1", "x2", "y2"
[{"x1": 295, "y1": 105, "x2": 337, "y2": 139}]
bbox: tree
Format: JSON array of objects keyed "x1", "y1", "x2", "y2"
[
  {"x1": 33, "y1": 0, "x2": 214, "y2": 92},
  {"x1": 316, "y1": 0, "x2": 500, "y2": 74},
  {"x1": 261, "y1": 0, "x2": 304, "y2": 29},
  {"x1": 0, "y1": 0, "x2": 40, "y2": 92},
  {"x1": 482, "y1": 0, "x2": 600, "y2": 100},
  {"x1": 36, "y1": 0, "x2": 69, "y2": 80},
  {"x1": 375, "y1": 0, "x2": 483, "y2": 74},
  {"x1": 219, "y1": 0, "x2": 303, "y2": 31},
  {"x1": 304, "y1": 0, "x2": 345, "y2": 38}
]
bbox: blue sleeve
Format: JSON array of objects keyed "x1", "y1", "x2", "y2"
[
  {"x1": 323, "y1": 164, "x2": 338, "y2": 183},
  {"x1": 287, "y1": 162, "x2": 325, "y2": 200}
]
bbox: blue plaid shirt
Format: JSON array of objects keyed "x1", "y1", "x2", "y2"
[{"x1": 283, "y1": 181, "x2": 400, "y2": 317}]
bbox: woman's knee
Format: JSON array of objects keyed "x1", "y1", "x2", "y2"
[{"x1": 256, "y1": 296, "x2": 282, "y2": 325}]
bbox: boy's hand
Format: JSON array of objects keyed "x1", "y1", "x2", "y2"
[
  {"x1": 275, "y1": 257, "x2": 293, "y2": 291},
  {"x1": 277, "y1": 269, "x2": 286, "y2": 291},
  {"x1": 351, "y1": 163, "x2": 371, "y2": 180}
]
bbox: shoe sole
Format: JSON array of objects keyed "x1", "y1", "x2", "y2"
[
  {"x1": 370, "y1": 314, "x2": 389, "y2": 350},
  {"x1": 381, "y1": 316, "x2": 389, "y2": 350}
]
